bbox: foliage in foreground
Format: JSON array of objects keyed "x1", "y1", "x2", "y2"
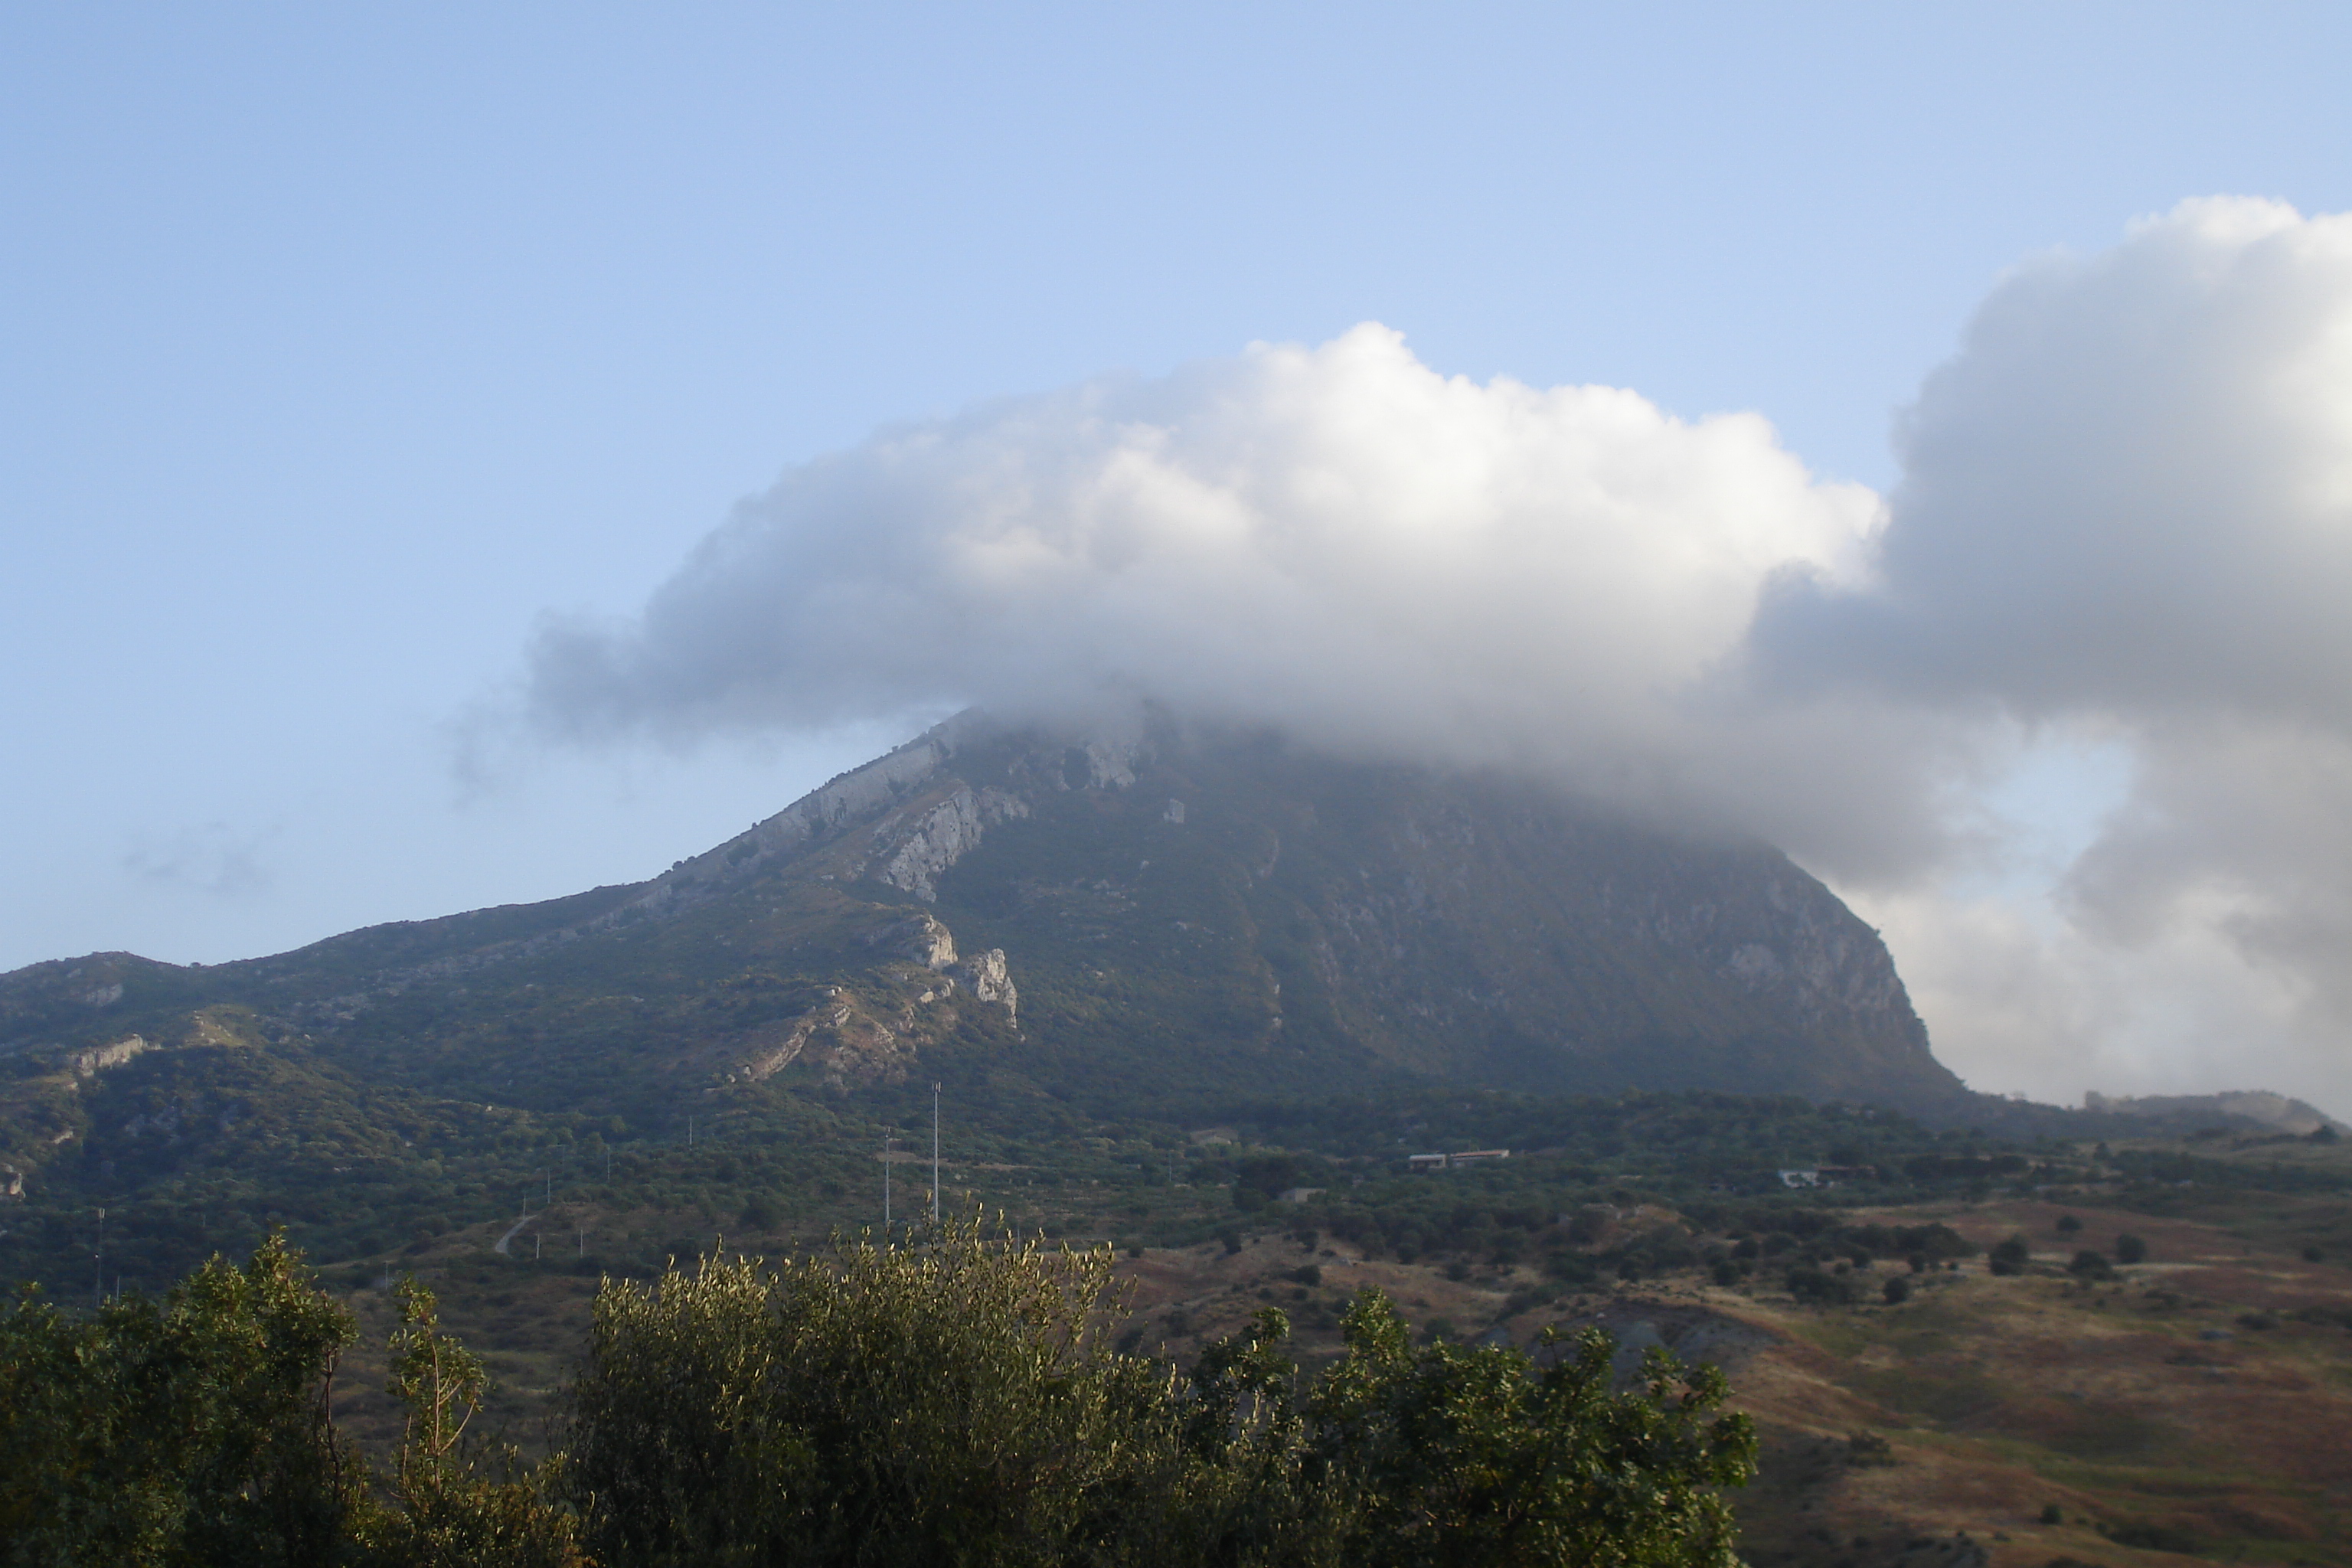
[
  {"x1": 0, "y1": 1232, "x2": 370, "y2": 1566},
  {"x1": 566, "y1": 1220, "x2": 1756, "y2": 1566},
  {"x1": 0, "y1": 1235, "x2": 577, "y2": 1568},
  {"x1": 0, "y1": 1225, "x2": 1754, "y2": 1566}
]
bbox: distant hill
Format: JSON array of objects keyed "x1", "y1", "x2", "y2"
[{"x1": 2082, "y1": 1089, "x2": 2347, "y2": 1137}]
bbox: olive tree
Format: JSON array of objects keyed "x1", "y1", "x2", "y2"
[
  {"x1": 564, "y1": 1223, "x2": 1758, "y2": 1567},
  {"x1": 1308, "y1": 1290, "x2": 1756, "y2": 1568},
  {"x1": 0, "y1": 1233, "x2": 368, "y2": 1567}
]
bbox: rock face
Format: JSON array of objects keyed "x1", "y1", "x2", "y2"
[
  {"x1": 0, "y1": 709, "x2": 1968, "y2": 1139},
  {"x1": 871, "y1": 714, "x2": 1963, "y2": 1109}
]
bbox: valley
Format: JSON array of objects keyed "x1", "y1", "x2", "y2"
[{"x1": 295, "y1": 1122, "x2": 2352, "y2": 1566}]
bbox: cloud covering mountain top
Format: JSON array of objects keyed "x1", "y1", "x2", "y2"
[
  {"x1": 522, "y1": 198, "x2": 2352, "y2": 1116},
  {"x1": 528, "y1": 322, "x2": 1890, "y2": 837}
]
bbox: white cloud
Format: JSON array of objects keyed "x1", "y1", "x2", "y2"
[
  {"x1": 526, "y1": 323, "x2": 1927, "y2": 861},
  {"x1": 122, "y1": 820, "x2": 277, "y2": 898},
  {"x1": 519, "y1": 205, "x2": 2352, "y2": 1115},
  {"x1": 1762, "y1": 198, "x2": 2352, "y2": 1115}
]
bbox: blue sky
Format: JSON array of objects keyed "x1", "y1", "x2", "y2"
[{"x1": 8, "y1": 5, "x2": 2352, "y2": 1109}]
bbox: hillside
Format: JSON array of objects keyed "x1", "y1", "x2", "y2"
[
  {"x1": 2, "y1": 709, "x2": 1960, "y2": 1152},
  {"x1": 0, "y1": 706, "x2": 1984, "y2": 1295}
]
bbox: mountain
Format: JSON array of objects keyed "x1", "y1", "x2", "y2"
[{"x1": 2, "y1": 710, "x2": 1962, "y2": 1178}]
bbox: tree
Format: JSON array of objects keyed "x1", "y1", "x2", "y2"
[
  {"x1": 1307, "y1": 1290, "x2": 1757, "y2": 1567},
  {"x1": 371, "y1": 1277, "x2": 584, "y2": 1568},
  {"x1": 564, "y1": 1223, "x2": 1200, "y2": 1565},
  {"x1": 2114, "y1": 1233, "x2": 2148, "y2": 1265},
  {"x1": 0, "y1": 1232, "x2": 368, "y2": 1567},
  {"x1": 563, "y1": 1223, "x2": 1759, "y2": 1566}
]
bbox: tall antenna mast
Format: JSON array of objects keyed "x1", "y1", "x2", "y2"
[{"x1": 932, "y1": 1083, "x2": 942, "y2": 1227}]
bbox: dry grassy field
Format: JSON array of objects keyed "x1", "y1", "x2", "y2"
[{"x1": 326, "y1": 1144, "x2": 2352, "y2": 1567}]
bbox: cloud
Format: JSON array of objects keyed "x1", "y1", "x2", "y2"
[
  {"x1": 122, "y1": 821, "x2": 276, "y2": 898},
  {"x1": 517, "y1": 204, "x2": 2352, "y2": 1113},
  {"x1": 525, "y1": 323, "x2": 1941, "y2": 867},
  {"x1": 1755, "y1": 196, "x2": 2352, "y2": 730},
  {"x1": 1756, "y1": 198, "x2": 2352, "y2": 1112}
]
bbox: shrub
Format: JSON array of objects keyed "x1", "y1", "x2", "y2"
[
  {"x1": 1310, "y1": 1295, "x2": 1758, "y2": 1566},
  {"x1": 1844, "y1": 1430, "x2": 1897, "y2": 1468},
  {"x1": 566, "y1": 1227, "x2": 1188, "y2": 1565},
  {"x1": 2102, "y1": 1519, "x2": 2205, "y2": 1553},
  {"x1": 1543, "y1": 1250, "x2": 1597, "y2": 1285},
  {"x1": 1892, "y1": 1222, "x2": 1974, "y2": 1258},
  {"x1": 2114, "y1": 1233, "x2": 2148, "y2": 1264},
  {"x1": 1881, "y1": 1276, "x2": 1911, "y2": 1305},
  {"x1": 2066, "y1": 1250, "x2": 2112, "y2": 1279},
  {"x1": 566, "y1": 1233, "x2": 1758, "y2": 1564},
  {"x1": 2055, "y1": 1214, "x2": 2082, "y2": 1234},
  {"x1": 375, "y1": 1278, "x2": 583, "y2": 1566},
  {"x1": 1786, "y1": 1266, "x2": 1856, "y2": 1305},
  {"x1": 0, "y1": 1233, "x2": 583, "y2": 1566}
]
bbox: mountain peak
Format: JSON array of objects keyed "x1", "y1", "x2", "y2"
[{"x1": 2, "y1": 712, "x2": 1966, "y2": 1166}]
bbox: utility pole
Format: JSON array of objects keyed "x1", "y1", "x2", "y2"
[
  {"x1": 94, "y1": 1207, "x2": 105, "y2": 1310},
  {"x1": 932, "y1": 1083, "x2": 942, "y2": 1227},
  {"x1": 544, "y1": 1168, "x2": 552, "y2": 1206},
  {"x1": 689, "y1": 1116, "x2": 696, "y2": 1148},
  {"x1": 884, "y1": 1134, "x2": 892, "y2": 1232}
]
